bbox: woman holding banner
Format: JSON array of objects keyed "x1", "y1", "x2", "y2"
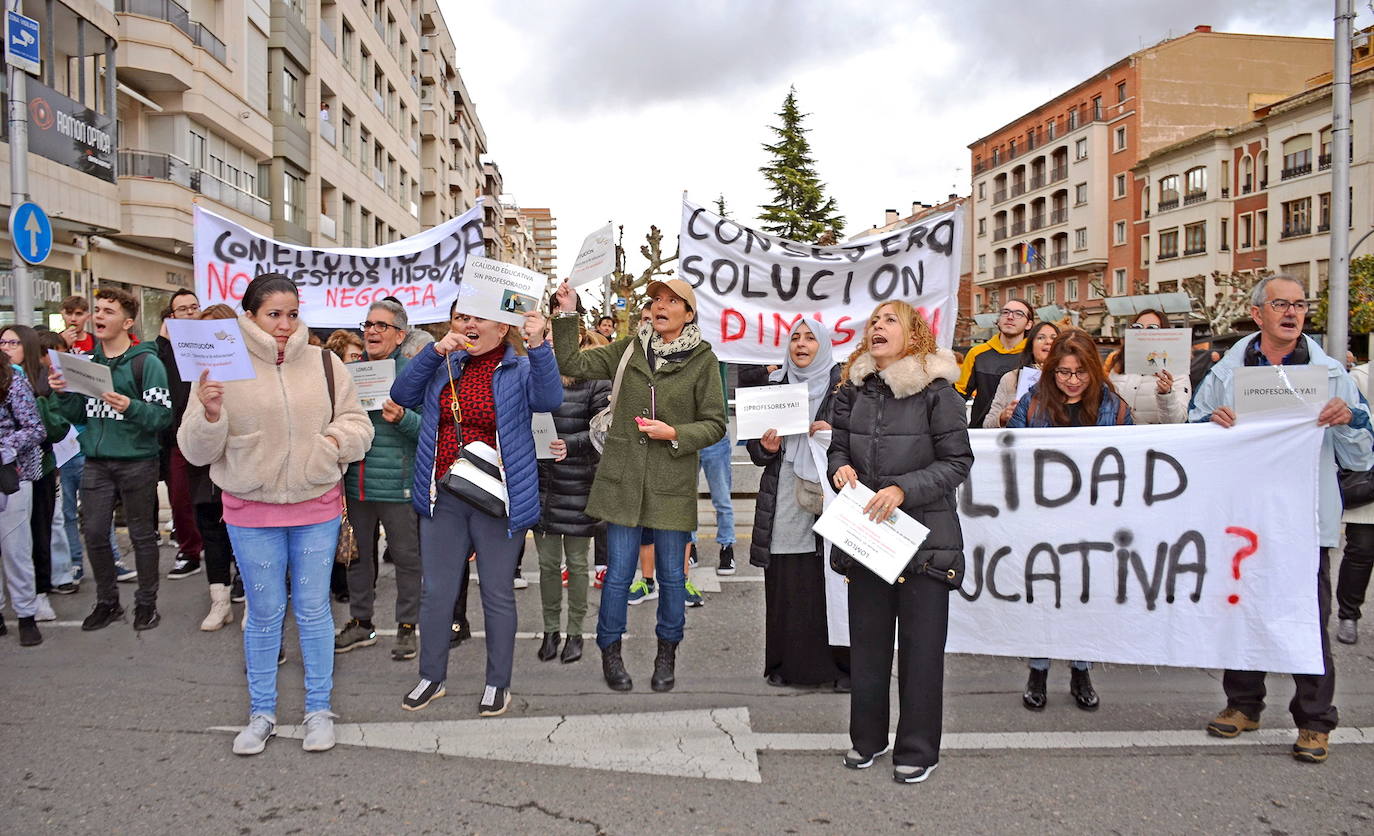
[
  {"x1": 1102, "y1": 309, "x2": 1189, "y2": 424},
  {"x1": 829, "y1": 301, "x2": 972, "y2": 785},
  {"x1": 748, "y1": 318, "x2": 848, "y2": 689},
  {"x1": 983, "y1": 321, "x2": 1059, "y2": 429},
  {"x1": 1008, "y1": 329, "x2": 1133, "y2": 711}
]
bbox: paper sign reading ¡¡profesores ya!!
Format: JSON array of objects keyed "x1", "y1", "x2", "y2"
[
  {"x1": 733, "y1": 383, "x2": 811, "y2": 440},
  {"x1": 1233, "y1": 365, "x2": 1328, "y2": 415},
  {"x1": 458, "y1": 256, "x2": 548, "y2": 327},
  {"x1": 164, "y1": 319, "x2": 256, "y2": 382}
]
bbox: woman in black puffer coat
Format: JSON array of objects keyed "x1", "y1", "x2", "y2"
[
  {"x1": 533, "y1": 328, "x2": 611, "y2": 665},
  {"x1": 828, "y1": 301, "x2": 973, "y2": 786}
]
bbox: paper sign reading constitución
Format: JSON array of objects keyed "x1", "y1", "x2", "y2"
[
  {"x1": 164, "y1": 319, "x2": 255, "y2": 382},
  {"x1": 348, "y1": 359, "x2": 395, "y2": 411},
  {"x1": 733, "y1": 383, "x2": 810, "y2": 440},
  {"x1": 1124, "y1": 328, "x2": 1193, "y2": 376},
  {"x1": 458, "y1": 256, "x2": 547, "y2": 327},
  {"x1": 568, "y1": 222, "x2": 615, "y2": 288},
  {"x1": 1234, "y1": 365, "x2": 1328, "y2": 415},
  {"x1": 1014, "y1": 367, "x2": 1041, "y2": 403},
  {"x1": 532, "y1": 412, "x2": 558, "y2": 459},
  {"x1": 812, "y1": 482, "x2": 930, "y2": 585},
  {"x1": 47, "y1": 349, "x2": 113, "y2": 399}
]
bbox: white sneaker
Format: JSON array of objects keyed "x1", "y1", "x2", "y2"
[
  {"x1": 513, "y1": 576, "x2": 529, "y2": 590},
  {"x1": 302, "y1": 709, "x2": 338, "y2": 752},
  {"x1": 232, "y1": 714, "x2": 276, "y2": 755},
  {"x1": 34, "y1": 593, "x2": 57, "y2": 622}
]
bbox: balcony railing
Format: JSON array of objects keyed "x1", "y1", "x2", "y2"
[
  {"x1": 1259, "y1": 179, "x2": 1268, "y2": 190},
  {"x1": 1010, "y1": 182, "x2": 1026, "y2": 198},
  {"x1": 1030, "y1": 173, "x2": 1045, "y2": 190},
  {"x1": 1010, "y1": 221, "x2": 1026, "y2": 235},
  {"x1": 974, "y1": 160, "x2": 988, "y2": 174},
  {"x1": 196, "y1": 169, "x2": 271, "y2": 221},
  {"x1": 1050, "y1": 252, "x2": 1068, "y2": 267},
  {"x1": 1183, "y1": 245, "x2": 1206, "y2": 256},
  {"x1": 1319, "y1": 153, "x2": 1332, "y2": 170},
  {"x1": 994, "y1": 265, "x2": 1008, "y2": 279},
  {"x1": 321, "y1": 20, "x2": 337, "y2": 53},
  {"x1": 1281, "y1": 224, "x2": 1311, "y2": 239},
  {"x1": 1050, "y1": 208, "x2": 1067, "y2": 225},
  {"x1": 116, "y1": 0, "x2": 226, "y2": 64},
  {"x1": 1158, "y1": 197, "x2": 1179, "y2": 212},
  {"x1": 1183, "y1": 191, "x2": 1207, "y2": 206},
  {"x1": 993, "y1": 226, "x2": 1008, "y2": 241},
  {"x1": 319, "y1": 117, "x2": 336, "y2": 145},
  {"x1": 993, "y1": 188, "x2": 1008, "y2": 204},
  {"x1": 1318, "y1": 222, "x2": 1331, "y2": 233},
  {"x1": 1029, "y1": 213, "x2": 1045, "y2": 230},
  {"x1": 1281, "y1": 163, "x2": 1312, "y2": 180},
  {"x1": 1158, "y1": 249, "x2": 1179, "y2": 261},
  {"x1": 119, "y1": 149, "x2": 270, "y2": 221},
  {"x1": 319, "y1": 214, "x2": 337, "y2": 240},
  {"x1": 1221, "y1": 187, "x2": 1230, "y2": 198}
]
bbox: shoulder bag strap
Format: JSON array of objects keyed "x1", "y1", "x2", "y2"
[
  {"x1": 607, "y1": 340, "x2": 634, "y2": 412},
  {"x1": 321, "y1": 348, "x2": 336, "y2": 420},
  {"x1": 444, "y1": 352, "x2": 464, "y2": 447}
]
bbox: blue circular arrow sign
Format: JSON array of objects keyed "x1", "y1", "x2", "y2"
[{"x1": 11, "y1": 202, "x2": 52, "y2": 265}]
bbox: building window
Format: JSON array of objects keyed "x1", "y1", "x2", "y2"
[
  {"x1": 280, "y1": 67, "x2": 300, "y2": 118},
  {"x1": 1113, "y1": 269, "x2": 1127, "y2": 295},
  {"x1": 1219, "y1": 218, "x2": 1230, "y2": 251},
  {"x1": 1319, "y1": 193, "x2": 1331, "y2": 231},
  {"x1": 977, "y1": 217, "x2": 986, "y2": 237},
  {"x1": 1158, "y1": 229, "x2": 1179, "y2": 259},
  {"x1": 977, "y1": 181, "x2": 986, "y2": 200},
  {"x1": 1075, "y1": 182, "x2": 1088, "y2": 205},
  {"x1": 341, "y1": 111, "x2": 352, "y2": 154},
  {"x1": 1184, "y1": 166, "x2": 1207, "y2": 201},
  {"x1": 1047, "y1": 120, "x2": 1057, "y2": 140},
  {"x1": 1257, "y1": 209, "x2": 1268, "y2": 245},
  {"x1": 1074, "y1": 227, "x2": 1087, "y2": 250},
  {"x1": 1140, "y1": 235, "x2": 1150, "y2": 265},
  {"x1": 1075, "y1": 137, "x2": 1088, "y2": 160},
  {"x1": 1184, "y1": 221, "x2": 1206, "y2": 255},
  {"x1": 188, "y1": 129, "x2": 206, "y2": 169},
  {"x1": 1044, "y1": 281, "x2": 1057, "y2": 304},
  {"x1": 1115, "y1": 173, "x2": 1127, "y2": 198},
  {"x1": 977, "y1": 254, "x2": 987, "y2": 273},
  {"x1": 1281, "y1": 197, "x2": 1312, "y2": 238},
  {"x1": 283, "y1": 170, "x2": 305, "y2": 227},
  {"x1": 1009, "y1": 139, "x2": 1017, "y2": 157},
  {"x1": 1240, "y1": 213, "x2": 1253, "y2": 248},
  {"x1": 1007, "y1": 286, "x2": 1017, "y2": 300},
  {"x1": 1114, "y1": 221, "x2": 1126, "y2": 245},
  {"x1": 1066, "y1": 278, "x2": 1078, "y2": 302},
  {"x1": 1115, "y1": 126, "x2": 1127, "y2": 151},
  {"x1": 1088, "y1": 278, "x2": 1101, "y2": 299},
  {"x1": 1281, "y1": 135, "x2": 1314, "y2": 179},
  {"x1": 1116, "y1": 81, "x2": 1127, "y2": 103}
]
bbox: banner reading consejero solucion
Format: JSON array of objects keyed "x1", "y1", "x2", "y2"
[{"x1": 193, "y1": 202, "x2": 485, "y2": 328}]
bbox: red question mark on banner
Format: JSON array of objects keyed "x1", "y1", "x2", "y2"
[{"x1": 1225, "y1": 526, "x2": 1259, "y2": 605}]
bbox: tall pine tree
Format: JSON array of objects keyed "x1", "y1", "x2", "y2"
[{"x1": 758, "y1": 87, "x2": 845, "y2": 242}]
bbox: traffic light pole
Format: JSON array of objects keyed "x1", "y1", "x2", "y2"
[
  {"x1": 6, "y1": 0, "x2": 32, "y2": 325},
  {"x1": 1327, "y1": 0, "x2": 1354, "y2": 361}
]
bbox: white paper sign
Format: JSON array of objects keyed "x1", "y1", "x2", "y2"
[
  {"x1": 532, "y1": 412, "x2": 558, "y2": 459},
  {"x1": 812, "y1": 482, "x2": 931, "y2": 585},
  {"x1": 1124, "y1": 328, "x2": 1193, "y2": 375},
  {"x1": 457, "y1": 256, "x2": 548, "y2": 326},
  {"x1": 1234, "y1": 365, "x2": 1328, "y2": 415},
  {"x1": 164, "y1": 319, "x2": 255, "y2": 382},
  {"x1": 348, "y1": 359, "x2": 395, "y2": 410},
  {"x1": 568, "y1": 222, "x2": 615, "y2": 288},
  {"x1": 734, "y1": 383, "x2": 810, "y2": 440},
  {"x1": 48, "y1": 349, "x2": 113, "y2": 399},
  {"x1": 1014, "y1": 367, "x2": 1041, "y2": 402},
  {"x1": 52, "y1": 427, "x2": 80, "y2": 468}
]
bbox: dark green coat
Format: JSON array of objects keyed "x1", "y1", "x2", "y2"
[
  {"x1": 552, "y1": 316, "x2": 725, "y2": 531},
  {"x1": 344, "y1": 349, "x2": 421, "y2": 504}
]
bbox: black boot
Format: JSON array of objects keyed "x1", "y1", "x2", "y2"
[
  {"x1": 537, "y1": 631, "x2": 560, "y2": 661},
  {"x1": 17, "y1": 616, "x2": 42, "y2": 647},
  {"x1": 601, "y1": 640, "x2": 632, "y2": 691},
  {"x1": 561, "y1": 635, "x2": 583, "y2": 664},
  {"x1": 651, "y1": 638, "x2": 678, "y2": 692},
  {"x1": 1070, "y1": 667, "x2": 1100, "y2": 711},
  {"x1": 1022, "y1": 667, "x2": 1047, "y2": 711}
]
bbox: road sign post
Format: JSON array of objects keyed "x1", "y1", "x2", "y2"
[{"x1": 5, "y1": 1, "x2": 37, "y2": 324}]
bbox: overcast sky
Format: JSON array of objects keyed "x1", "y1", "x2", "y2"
[{"x1": 441, "y1": 1, "x2": 1356, "y2": 281}]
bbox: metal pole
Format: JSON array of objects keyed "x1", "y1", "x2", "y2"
[
  {"x1": 8, "y1": 0, "x2": 32, "y2": 325},
  {"x1": 1328, "y1": 0, "x2": 1354, "y2": 360}
]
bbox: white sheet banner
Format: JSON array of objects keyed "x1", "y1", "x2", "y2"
[
  {"x1": 194, "y1": 201, "x2": 484, "y2": 328},
  {"x1": 678, "y1": 200, "x2": 961, "y2": 364}
]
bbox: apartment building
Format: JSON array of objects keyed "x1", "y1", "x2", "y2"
[
  {"x1": 520, "y1": 207, "x2": 557, "y2": 278},
  {"x1": 967, "y1": 26, "x2": 1330, "y2": 334}
]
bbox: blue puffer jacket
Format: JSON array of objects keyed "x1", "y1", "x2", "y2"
[{"x1": 390, "y1": 340, "x2": 563, "y2": 533}]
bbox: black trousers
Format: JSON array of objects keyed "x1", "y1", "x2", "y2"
[
  {"x1": 29, "y1": 470, "x2": 57, "y2": 594},
  {"x1": 848, "y1": 563, "x2": 950, "y2": 768},
  {"x1": 1223, "y1": 548, "x2": 1337, "y2": 733},
  {"x1": 1337, "y1": 522, "x2": 1374, "y2": 621},
  {"x1": 194, "y1": 499, "x2": 235, "y2": 586},
  {"x1": 82, "y1": 458, "x2": 161, "y2": 607}
]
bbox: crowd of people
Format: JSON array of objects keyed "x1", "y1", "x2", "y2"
[{"x1": 2, "y1": 270, "x2": 1369, "y2": 785}]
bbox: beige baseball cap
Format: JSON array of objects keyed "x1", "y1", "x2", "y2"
[{"x1": 645, "y1": 278, "x2": 698, "y2": 317}]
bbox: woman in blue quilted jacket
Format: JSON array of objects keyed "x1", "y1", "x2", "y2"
[{"x1": 391, "y1": 298, "x2": 561, "y2": 718}]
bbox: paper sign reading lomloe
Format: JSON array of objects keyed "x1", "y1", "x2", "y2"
[
  {"x1": 568, "y1": 223, "x2": 615, "y2": 288},
  {"x1": 1124, "y1": 328, "x2": 1193, "y2": 376},
  {"x1": 812, "y1": 482, "x2": 930, "y2": 585},
  {"x1": 1015, "y1": 367, "x2": 1041, "y2": 402},
  {"x1": 733, "y1": 383, "x2": 810, "y2": 440},
  {"x1": 1234, "y1": 365, "x2": 1328, "y2": 415},
  {"x1": 532, "y1": 412, "x2": 558, "y2": 459},
  {"x1": 164, "y1": 319, "x2": 255, "y2": 382},
  {"x1": 348, "y1": 359, "x2": 395, "y2": 411},
  {"x1": 48, "y1": 349, "x2": 112, "y2": 399},
  {"x1": 458, "y1": 256, "x2": 547, "y2": 327}
]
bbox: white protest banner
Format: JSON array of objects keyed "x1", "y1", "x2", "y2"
[
  {"x1": 164, "y1": 319, "x2": 255, "y2": 382},
  {"x1": 813, "y1": 482, "x2": 930, "y2": 585},
  {"x1": 678, "y1": 199, "x2": 961, "y2": 364},
  {"x1": 194, "y1": 201, "x2": 484, "y2": 329},
  {"x1": 568, "y1": 222, "x2": 615, "y2": 288},
  {"x1": 1124, "y1": 328, "x2": 1193, "y2": 376},
  {"x1": 1014, "y1": 367, "x2": 1041, "y2": 403},
  {"x1": 348, "y1": 359, "x2": 395, "y2": 411},
  {"x1": 532, "y1": 412, "x2": 558, "y2": 459},
  {"x1": 1234, "y1": 365, "x2": 1328, "y2": 415},
  {"x1": 942, "y1": 411, "x2": 1324, "y2": 673},
  {"x1": 457, "y1": 256, "x2": 547, "y2": 327},
  {"x1": 733, "y1": 383, "x2": 810, "y2": 440},
  {"x1": 48, "y1": 349, "x2": 113, "y2": 398}
]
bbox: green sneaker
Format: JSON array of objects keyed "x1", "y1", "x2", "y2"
[
  {"x1": 334, "y1": 618, "x2": 378, "y2": 653},
  {"x1": 685, "y1": 580, "x2": 704, "y2": 608},
  {"x1": 628, "y1": 578, "x2": 657, "y2": 605}
]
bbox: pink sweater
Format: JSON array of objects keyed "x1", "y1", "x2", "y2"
[{"x1": 222, "y1": 482, "x2": 343, "y2": 528}]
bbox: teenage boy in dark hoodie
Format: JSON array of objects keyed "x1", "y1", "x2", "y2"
[{"x1": 50, "y1": 288, "x2": 172, "y2": 631}]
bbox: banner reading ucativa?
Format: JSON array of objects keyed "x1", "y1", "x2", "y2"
[{"x1": 194, "y1": 201, "x2": 485, "y2": 328}]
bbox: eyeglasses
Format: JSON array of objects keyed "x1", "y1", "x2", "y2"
[
  {"x1": 172, "y1": 304, "x2": 200, "y2": 317},
  {"x1": 360, "y1": 320, "x2": 403, "y2": 332},
  {"x1": 1265, "y1": 299, "x2": 1309, "y2": 313},
  {"x1": 1129, "y1": 323, "x2": 1160, "y2": 330},
  {"x1": 1053, "y1": 367, "x2": 1089, "y2": 380},
  {"x1": 999, "y1": 309, "x2": 1029, "y2": 320},
  {"x1": 0, "y1": 339, "x2": 19, "y2": 348}
]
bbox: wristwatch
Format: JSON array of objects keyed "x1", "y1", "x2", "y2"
[{"x1": 556, "y1": 311, "x2": 580, "y2": 319}]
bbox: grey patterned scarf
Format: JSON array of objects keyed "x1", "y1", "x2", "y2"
[{"x1": 638, "y1": 321, "x2": 703, "y2": 368}]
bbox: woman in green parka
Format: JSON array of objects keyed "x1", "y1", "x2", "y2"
[{"x1": 551, "y1": 278, "x2": 725, "y2": 694}]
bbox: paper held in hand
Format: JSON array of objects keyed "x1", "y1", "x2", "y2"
[
  {"x1": 812, "y1": 482, "x2": 930, "y2": 585},
  {"x1": 47, "y1": 349, "x2": 113, "y2": 399},
  {"x1": 1014, "y1": 367, "x2": 1041, "y2": 402},
  {"x1": 457, "y1": 256, "x2": 548, "y2": 327},
  {"x1": 568, "y1": 222, "x2": 615, "y2": 289},
  {"x1": 164, "y1": 319, "x2": 255, "y2": 382},
  {"x1": 531, "y1": 412, "x2": 558, "y2": 459},
  {"x1": 1124, "y1": 328, "x2": 1193, "y2": 376},
  {"x1": 734, "y1": 383, "x2": 810, "y2": 440},
  {"x1": 1234, "y1": 365, "x2": 1328, "y2": 415},
  {"x1": 348, "y1": 359, "x2": 395, "y2": 410}
]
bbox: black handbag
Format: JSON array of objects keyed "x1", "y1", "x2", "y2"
[
  {"x1": 0, "y1": 459, "x2": 18, "y2": 495},
  {"x1": 436, "y1": 355, "x2": 508, "y2": 517},
  {"x1": 1339, "y1": 467, "x2": 1374, "y2": 510}
]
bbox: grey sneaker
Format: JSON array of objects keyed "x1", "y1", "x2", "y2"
[
  {"x1": 1337, "y1": 618, "x2": 1358, "y2": 645},
  {"x1": 391, "y1": 623, "x2": 417, "y2": 661},
  {"x1": 334, "y1": 619, "x2": 378, "y2": 653},
  {"x1": 302, "y1": 710, "x2": 338, "y2": 752},
  {"x1": 232, "y1": 714, "x2": 276, "y2": 755}
]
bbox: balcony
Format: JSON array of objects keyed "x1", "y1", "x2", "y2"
[
  {"x1": 120, "y1": 150, "x2": 195, "y2": 187},
  {"x1": 1158, "y1": 197, "x2": 1179, "y2": 212},
  {"x1": 1029, "y1": 213, "x2": 1045, "y2": 230},
  {"x1": 1242, "y1": 181, "x2": 1252, "y2": 195},
  {"x1": 1050, "y1": 252, "x2": 1068, "y2": 267},
  {"x1": 1011, "y1": 182, "x2": 1026, "y2": 198},
  {"x1": 974, "y1": 160, "x2": 988, "y2": 174},
  {"x1": 993, "y1": 188, "x2": 1008, "y2": 204},
  {"x1": 119, "y1": 150, "x2": 270, "y2": 225},
  {"x1": 1259, "y1": 179, "x2": 1268, "y2": 190},
  {"x1": 1281, "y1": 224, "x2": 1311, "y2": 239},
  {"x1": 1183, "y1": 245, "x2": 1206, "y2": 256},
  {"x1": 319, "y1": 213, "x2": 337, "y2": 240},
  {"x1": 1157, "y1": 250, "x2": 1178, "y2": 261},
  {"x1": 1010, "y1": 221, "x2": 1026, "y2": 235},
  {"x1": 1183, "y1": 191, "x2": 1207, "y2": 206},
  {"x1": 1049, "y1": 165, "x2": 1068, "y2": 183},
  {"x1": 1050, "y1": 208, "x2": 1068, "y2": 225},
  {"x1": 1221, "y1": 187, "x2": 1230, "y2": 198},
  {"x1": 993, "y1": 225, "x2": 1008, "y2": 241},
  {"x1": 319, "y1": 117, "x2": 336, "y2": 145},
  {"x1": 1318, "y1": 222, "x2": 1331, "y2": 233},
  {"x1": 1281, "y1": 163, "x2": 1312, "y2": 180},
  {"x1": 115, "y1": 0, "x2": 228, "y2": 83},
  {"x1": 1030, "y1": 174, "x2": 1045, "y2": 190},
  {"x1": 994, "y1": 265, "x2": 1008, "y2": 279},
  {"x1": 1319, "y1": 153, "x2": 1332, "y2": 170}
]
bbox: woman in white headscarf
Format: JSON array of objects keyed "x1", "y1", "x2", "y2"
[{"x1": 746, "y1": 318, "x2": 849, "y2": 689}]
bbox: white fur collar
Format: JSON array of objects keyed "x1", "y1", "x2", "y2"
[{"x1": 847, "y1": 349, "x2": 961, "y2": 398}]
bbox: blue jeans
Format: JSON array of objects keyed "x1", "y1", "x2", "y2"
[
  {"x1": 60, "y1": 455, "x2": 122, "y2": 577},
  {"x1": 697, "y1": 435, "x2": 734, "y2": 546},
  {"x1": 1028, "y1": 659, "x2": 1090, "y2": 671},
  {"x1": 599, "y1": 524, "x2": 690, "y2": 648},
  {"x1": 228, "y1": 518, "x2": 340, "y2": 716}
]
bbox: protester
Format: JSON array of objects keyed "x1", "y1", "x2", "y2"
[
  {"x1": 1103, "y1": 309, "x2": 1189, "y2": 424},
  {"x1": 829, "y1": 300, "x2": 971, "y2": 785},
  {"x1": 59, "y1": 294, "x2": 94, "y2": 354},
  {"x1": 391, "y1": 298, "x2": 559, "y2": 717},
  {"x1": 51, "y1": 288, "x2": 171, "y2": 632},
  {"x1": 334, "y1": 300, "x2": 424, "y2": 662},
  {"x1": 748, "y1": 318, "x2": 848, "y2": 689},
  {"x1": 1337, "y1": 359, "x2": 1374, "y2": 646},
  {"x1": 956, "y1": 298, "x2": 1033, "y2": 428},
  {"x1": 179, "y1": 273, "x2": 373, "y2": 755},
  {"x1": 326, "y1": 330, "x2": 365, "y2": 363},
  {"x1": 700, "y1": 360, "x2": 737, "y2": 576},
  {"x1": 983, "y1": 321, "x2": 1059, "y2": 429},
  {"x1": 188, "y1": 304, "x2": 240, "y2": 631},
  {"x1": 595, "y1": 315, "x2": 616, "y2": 340},
  {"x1": 1190, "y1": 275, "x2": 1374, "y2": 763},
  {"x1": 156, "y1": 289, "x2": 205, "y2": 578},
  {"x1": 35, "y1": 330, "x2": 79, "y2": 595},
  {"x1": 553, "y1": 278, "x2": 726, "y2": 693},
  {"x1": 0, "y1": 338, "x2": 53, "y2": 646}
]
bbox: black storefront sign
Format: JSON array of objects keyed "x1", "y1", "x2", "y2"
[{"x1": 24, "y1": 78, "x2": 115, "y2": 184}]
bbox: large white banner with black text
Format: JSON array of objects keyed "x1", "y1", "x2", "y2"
[{"x1": 677, "y1": 200, "x2": 961, "y2": 364}]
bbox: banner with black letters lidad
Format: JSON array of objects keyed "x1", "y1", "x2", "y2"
[
  {"x1": 677, "y1": 199, "x2": 961, "y2": 364},
  {"x1": 194, "y1": 201, "x2": 484, "y2": 328},
  {"x1": 826, "y1": 410, "x2": 1326, "y2": 674}
]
